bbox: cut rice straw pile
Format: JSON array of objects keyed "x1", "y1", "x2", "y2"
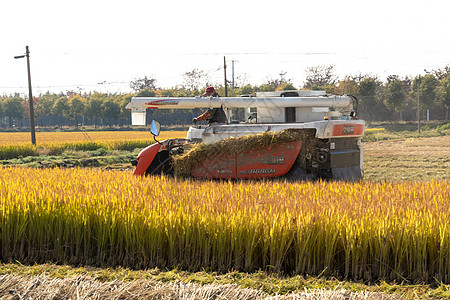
[
  {"x1": 0, "y1": 274, "x2": 400, "y2": 299},
  {"x1": 173, "y1": 129, "x2": 315, "y2": 178}
]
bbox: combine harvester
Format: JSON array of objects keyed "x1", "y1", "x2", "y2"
[{"x1": 126, "y1": 90, "x2": 365, "y2": 181}]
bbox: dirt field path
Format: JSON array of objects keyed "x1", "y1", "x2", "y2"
[{"x1": 364, "y1": 135, "x2": 450, "y2": 181}]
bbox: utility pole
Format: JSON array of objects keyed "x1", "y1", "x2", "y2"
[
  {"x1": 223, "y1": 56, "x2": 228, "y2": 96},
  {"x1": 15, "y1": 46, "x2": 36, "y2": 145},
  {"x1": 279, "y1": 71, "x2": 287, "y2": 84},
  {"x1": 231, "y1": 60, "x2": 237, "y2": 89}
]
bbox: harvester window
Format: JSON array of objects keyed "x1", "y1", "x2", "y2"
[
  {"x1": 281, "y1": 92, "x2": 299, "y2": 97},
  {"x1": 246, "y1": 108, "x2": 257, "y2": 123},
  {"x1": 285, "y1": 107, "x2": 296, "y2": 123}
]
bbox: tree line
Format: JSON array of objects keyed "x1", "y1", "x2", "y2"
[{"x1": 1, "y1": 65, "x2": 449, "y2": 129}]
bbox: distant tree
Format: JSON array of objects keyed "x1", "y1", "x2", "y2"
[
  {"x1": 182, "y1": 69, "x2": 211, "y2": 91},
  {"x1": 34, "y1": 94, "x2": 58, "y2": 127},
  {"x1": 21, "y1": 97, "x2": 36, "y2": 126},
  {"x1": 439, "y1": 75, "x2": 450, "y2": 120},
  {"x1": 0, "y1": 98, "x2": 5, "y2": 127},
  {"x1": 303, "y1": 65, "x2": 337, "y2": 89},
  {"x1": 102, "y1": 98, "x2": 120, "y2": 126},
  {"x1": 36, "y1": 93, "x2": 57, "y2": 117},
  {"x1": 334, "y1": 76, "x2": 357, "y2": 95},
  {"x1": 0, "y1": 100, "x2": 4, "y2": 128},
  {"x1": 401, "y1": 77, "x2": 412, "y2": 97},
  {"x1": 430, "y1": 65, "x2": 450, "y2": 81},
  {"x1": 357, "y1": 78, "x2": 378, "y2": 98},
  {"x1": 136, "y1": 88, "x2": 156, "y2": 97},
  {"x1": 85, "y1": 93, "x2": 107, "y2": 127},
  {"x1": 118, "y1": 94, "x2": 133, "y2": 123},
  {"x1": 384, "y1": 79, "x2": 406, "y2": 120},
  {"x1": 386, "y1": 74, "x2": 400, "y2": 83},
  {"x1": 259, "y1": 76, "x2": 292, "y2": 92},
  {"x1": 233, "y1": 73, "x2": 249, "y2": 89},
  {"x1": 156, "y1": 89, "x2": 174, "y2": 97},
  {"x1": 52, "y1": 96, "x2": 70, "y2": 126},
  {"x1": 155, "y1": 87, "x2": 195, "y2": 97},
  {"x1": 235, "y1": 84, "x2": 256, "y2": 96},
  {"x1": 357, "y1": 77, "x2": 379, "y2": 121},
  {"x1": 421, "y1": 75, "x2": 439, "y2": 110},
  {"x1": 3, "y1": 97, "x2": 25, "y2": 127},
  {"x1": 67, "y1": 95, "x2": 86, "y2": 127},
  {"x1": 310, "y1": 84, "x2": 336, "y2": 94},
  {"x1": 386, "y1": 75, "x2": 411, "y2": 96},
  {"x1": 412, "y1": 74, "x2": 439, "y2": 110},
  {"x1": 130, "y1": 76, "x2": 157, "y2": 92},
  {"x1": 259, "y1": 81, "x2": 276, "y2": 92},
  {"x1": 52, "y1": 96, "x2": 69, "y2": 115},
  {"x1": 349, "y1": 73, "x2": 375, "y2": 84},
  {"x1": 275, "y1": 83, "x2": 296, "y2": 91}
]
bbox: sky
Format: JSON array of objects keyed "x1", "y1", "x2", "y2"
[{"x1": 1, "y1": 0, "x2": 449, "y2": 96}]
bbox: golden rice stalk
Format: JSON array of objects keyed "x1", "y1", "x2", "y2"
[{"x1": 0, "y1": 167, "x2": 448, "y2": 283}]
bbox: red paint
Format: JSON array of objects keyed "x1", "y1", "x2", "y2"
[
  {"x1": 332, "y1": 124, "x2": 364, "y2": 136},
  {"x1": 237, "y1": 140, "x2": 302, "y2": 179},
  {"x1": 133, "y1": 143, "x2": 161, "y2": 176},
  {"x1": 191, "y1": 155, "x2": 236, "y2": 179},
  {"x1": 145, "y1": 99, "x2": 180, "y2": 107}
]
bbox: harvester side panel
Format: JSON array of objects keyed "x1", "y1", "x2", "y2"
[
  {"x1": 236, "y1": 140, "x2": 302, "y2": 179},
  {"x1": 191, "y1": 140, "x2": 302, "y2": 179},
  {"x1": 191, "y1": 155, "x2": 237, "y2": 179}
]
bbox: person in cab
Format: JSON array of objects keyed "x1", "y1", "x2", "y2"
[{"x1": 192, "y1": 87, "x2": 227, "y2": 124}]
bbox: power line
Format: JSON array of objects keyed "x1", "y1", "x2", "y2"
[
  {"x1": 0, "y1": 80, "x2": 129, "y2": 89},
  {"x1": 36, "y1": 51, "x2": 338, "y2": 57}
]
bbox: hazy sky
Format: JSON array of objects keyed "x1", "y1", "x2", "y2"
[{"x1": 1, "y1": 0, "x2": 449, "y2": 95}]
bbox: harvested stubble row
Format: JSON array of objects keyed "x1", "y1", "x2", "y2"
[
  {"x1": 0, "y1": 274, "x2": 399, "y2": 300},
  {"x1": 0, "y1": 167, "x2": 449, "y2": 283}
]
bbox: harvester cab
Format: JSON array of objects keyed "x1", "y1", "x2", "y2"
[{"x1": 126, "y1": 90, "x2": 365, "y2": 181}]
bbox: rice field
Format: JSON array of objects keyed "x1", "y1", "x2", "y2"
[
  {"x1": 0, "y1": 167, "x2": 448, "y2": 283},
  {"x1": 0, "y1": 131, "x2": 186, "y2": 146},
  {"x1": 0, "y1": 131, "x2": 186, "y2": 160}
]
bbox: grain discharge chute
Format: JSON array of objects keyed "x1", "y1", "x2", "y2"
[{"x1": 126, "y1": 90, "x2": 365, "y2": 181}]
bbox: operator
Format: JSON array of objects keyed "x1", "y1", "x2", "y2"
[
  {"x1": 192, "y1": 87, "x2": 227, "y2": 124},
  {"x1": 202, "y1": 86, "x2": 220, "y2": 97}
]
